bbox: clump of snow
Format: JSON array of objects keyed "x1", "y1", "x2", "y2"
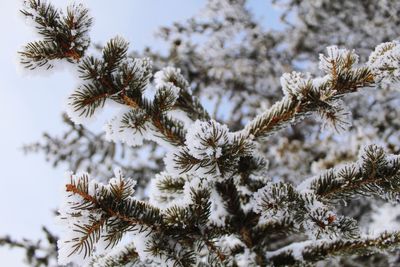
[
  {"x1": 280, "y1": 71, "x2": 310, "y2": 99},
  {"x1": 319, "y1": 46, "x2": 359, "y2": 73},
  {"x1": 164, "y1": 148, "x2": 182, "y2": 176},
  {"x1": 154, "y1": 66, "x2": 189, "y2": 90},
  {"x1": 163, "y1": 82, "x2": 181, "y2": 100},
  {"x1": 104, "y1": 108, "x2": 148, "y2": 147},
  {"x1": 104, "y1": 106, "x2": 180, "y2": 151},
  {"x1": 149, "y1": 172, "x2": 210, "y2": 211},
  {"x1": 266, "y1": 240, "x2": 316, "y2": 262},
  {"x1": 215, "y1": 234, "x2": 244, "y2": 252},
  {"x1": 164, "y1": 119, "x2": 242, "y2": 178},
  {"x1": 148, "y1": 172, "x2": 186, "y2": 209},
  {"x1": 185, "y1": 119, "x2": 230, "y2": 160},
  {"x1": 296, "y1": 175, "x2": 317, "y2": 194},
  {"x1": 370, "y1": 203, "x2": 400, "y2": 234},
  {"x1": 235, "y1": 248, "x2": 258, "y2": 267},
  {"x1": 208, "y1": 188, "x2": 229, "y2": 226},
  {"x1": 150, "y1": 170, "x2": 230, "y2": 227},
  {"x1": 368, "y1": 41, "x2": 400, "y2": 87},
  {"x1": 252, "y1": 182, "x2": 291, "y2": 223},
  {"x1": 109, "y1": 167, "x2": 136, "y2": 196},
  {"x1": 167, "y1": 109, "x2": 193, "y2": 128},
  {"x1": 155, "y1": 82, "x2": 181, "y2": 108},
  {"x1": 302, "y1": 200, "x2": 336, "y2": 239},
  {"x1": 312, "y1": 74, "x2": 331, "y2": 88}
]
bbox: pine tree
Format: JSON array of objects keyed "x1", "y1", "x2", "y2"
[{"x1": 4, "y1": 0, "x2": 400, "y2": 266}]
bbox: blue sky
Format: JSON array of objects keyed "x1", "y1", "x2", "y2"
[{"x1": 0, "y1": 1, "x2": 280, "y2": 266}]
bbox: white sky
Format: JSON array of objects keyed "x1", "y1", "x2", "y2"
[{"x1": 0, "y1": 1, "x2": 280, "y2": 266}]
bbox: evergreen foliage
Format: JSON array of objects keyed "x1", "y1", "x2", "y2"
[
  {"x1": 20, "y1": 0, "x2": 92, "y2": 69},
  {"x1": 5, "y1": 0, "x2": 400, "y2": 266}
]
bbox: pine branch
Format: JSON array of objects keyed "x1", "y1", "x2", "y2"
[
  {"x1": 59, "y1": 171, "x2": 234, "y2": 266},
  {"x1": 267, "y1": 231, "x2": 400, "y2": 266},
  {"x1": 253, "y1": 182, "x2": 360, "y2": 240},
  {"x1": 101, "y1": 37, "x2": 129, "y2": 73},
  {"x1": 155, "y1": 67, "x2": 210, "y2": 121},
  {"x1": 20, "y1": 0, "x2": 92, "y2": 69},
  {"x1": 300, "y1": 145, "x2": 400, "y2": 202},
  {"x1": 169, "y1": 120, "x2": 255, "y2": 177},
  {"x1": 58, "y1": 172, "x2": 163, "y2": 262},
  {"x1": 65, "y1": 178, "x2": 162, "y2": 229},
  {"x1": 241, "y1": 48, "x2": 374, "y2": 139},
  {"x1": 68, "y1": 37, "x2": 189, "y2": 147},
  {"x1": 69, "y1": 83, "x2": 109, "y2": 118},
  {"x1": 18, "y1": 1, "x2": 400, "y2": 264}
]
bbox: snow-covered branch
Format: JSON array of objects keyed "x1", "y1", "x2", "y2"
[{"x1": 16, "y1": 0, "x2": 400, "y2": 266}]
